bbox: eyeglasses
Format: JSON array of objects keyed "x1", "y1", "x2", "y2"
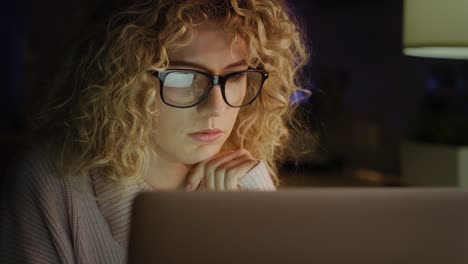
[{"x1": 148, "y1": 68, "x2": 269, "y2": 108}]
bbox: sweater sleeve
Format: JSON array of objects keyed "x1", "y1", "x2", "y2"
[
  {"x1": 1, "y1": 148, "x2": 74, "y2": 264},
  {"x1": 238, "y1": 161, "x2": 276, "y2": 191}
]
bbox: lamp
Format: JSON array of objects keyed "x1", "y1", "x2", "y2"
[{"x1": 403, "y1": 0, "x2": 468, "y2": 59}]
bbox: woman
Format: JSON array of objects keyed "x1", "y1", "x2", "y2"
[{"x1": 2, "y1": 0, "x2": 309, "y2": 263}]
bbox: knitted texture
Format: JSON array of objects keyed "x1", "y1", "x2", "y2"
[{"x1": 1, "y1": 145, "x2": 275, "y2": 263}]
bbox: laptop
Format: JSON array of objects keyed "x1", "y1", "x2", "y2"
[{"x1": 128, "y1": 188, "x2": 468, "y2": 264}]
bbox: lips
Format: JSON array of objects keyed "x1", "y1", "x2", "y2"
[{"x1": 188, "y1": 128, "x2": 223, "y2": 142}]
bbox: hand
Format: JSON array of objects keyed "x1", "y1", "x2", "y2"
[{"x1": 185, "y1": 149, "x2": 259, "y2": 192}]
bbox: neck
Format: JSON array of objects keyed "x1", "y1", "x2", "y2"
[{"x1": 142, "y1": 151, "x2": 193, "y2": 191}]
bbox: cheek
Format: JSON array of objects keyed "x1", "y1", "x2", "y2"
[
  {"x1": 225, "y1": 109, "x2": 240, "y2": 130},
  {"x1": 155, "y1": 105, "x2": 187, "y2": 141}
]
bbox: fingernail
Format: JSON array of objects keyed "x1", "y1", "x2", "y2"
[{"x1": 186, "y1": 183, "x2": 193, "y2": 192}]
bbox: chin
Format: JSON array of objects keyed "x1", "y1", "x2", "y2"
[{"x1": 182, "y1": 144, "x2": 223, "y2": 165}]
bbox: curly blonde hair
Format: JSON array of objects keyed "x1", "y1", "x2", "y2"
[{"x1": 28, "y1": 0, "x2": 309, "y2": 188}]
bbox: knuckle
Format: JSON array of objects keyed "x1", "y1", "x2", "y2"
[
  {"x1": 240, "y1": 149, "x2": 251, "y2": 155},
  {"x1": 204, "y1": 160, "x2": 215, "y2": 169},
  {"x1": 204, "y1": 166, "x2": 214, "y2": 176},
  {"x1": 218, "y1": 163, "x2": 230, "y2": 171},
  {"x1": 206, "y1": 160, "x2": 222, "y2": 173},
  {"x1": 239, "y1": 149, "x2": 248, "y2": 155},
  {"x1": 226, "y1": 168, "x2": 239, "y2": 178}
]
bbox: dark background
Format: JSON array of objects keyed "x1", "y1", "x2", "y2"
[{"x1": 2, "y1": 0, "x2": 467, "y2": 185}]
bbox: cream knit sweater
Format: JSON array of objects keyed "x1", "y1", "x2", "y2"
[{"x1": 1, "y1": 145, "x2": 275, "y2": 264}]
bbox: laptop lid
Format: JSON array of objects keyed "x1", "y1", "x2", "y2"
[{"x1": 128, "y1": 188, "x2": 468, "y2": 264}]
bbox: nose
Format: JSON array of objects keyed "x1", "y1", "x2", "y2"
[{"x1": 196, "y1": 84, "x2": 228, "y2": 117}]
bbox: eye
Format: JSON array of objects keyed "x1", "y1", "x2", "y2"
[
  {"x1": 230, "y1": 72, "x2": 247, "y2": 83},
  {"x1": 164, "y1": 72, "x2": 195, "y2": 88}
]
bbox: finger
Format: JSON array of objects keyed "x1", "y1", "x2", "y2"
[
  {"x1": 239, "y1": 149, "x2": 255, "y2": 160},
  {"x1": 196, "y1": 184, "x2": 209, "y2": 192},
  {"x1": 205, "y1": 149, "x2": 245, "y2": 171},
  {"x1": 211, "y1": 150, "x2": 257, "y2": 191},
  {"x1": 206, "y1": 169, "x2": 215, "y2": 191},
  {"x1": 214, "y1": 168, "x2": 225, "y2": 191},
  {"x1": 187, "y1": 149, "x2": 252, "y2": 192},
  {"x1": 213, "y1": 157, "x2": 247, "y2": 192},
  {"x1": 199, "y1": 177, "x2": 206, "y2": 188},
  {"x1": 185, "y1": 151, "x2": 235, "y2": 191},
  {"x1": 204, "y1": 150, "x2": 243, "y2": 191},
  {"x1": 218, "y1": 157, "x2": 248, "y2": 190},
  {"x1": 225, "y1": 159, "x2": 259, "y2": 191},
  {"x1": 185, "y1": 163, "x2": 205, "y2": 191}
]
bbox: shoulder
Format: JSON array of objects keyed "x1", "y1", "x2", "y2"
[
  {"x1": 2, "y1": 144, "x2": 112, "y2": 263},
  {"x1": 6, "y1": 144, "x2": 65, "y2": 194},
  {"x1": 2, "y1": 144, "x2": 76, "y2": 262},
  {"x1": 238, "y1": 161, "x2": 276, "y2": 191},
  {"x1": 3, "y1": 143, "x2": 97, "y2": 235},
  {"x1": 4, "y1": 143, "x2": 92, "y2": 207}
]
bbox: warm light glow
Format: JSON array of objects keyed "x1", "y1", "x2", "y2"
[
  {"x1": 403, "y1": 0, "x2": 468, "y2": 59},
  {"x1": 403, "y1": 47, "x2": 468, "y2": 59}
]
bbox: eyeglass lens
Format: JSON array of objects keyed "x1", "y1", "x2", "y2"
[{"x1": 162, "y1": 70, "x2": 263, "y2": 107}]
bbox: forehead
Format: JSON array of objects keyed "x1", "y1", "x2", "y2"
[{"x1": 167, "y1": 22, "x2": 248, "y2": 64}]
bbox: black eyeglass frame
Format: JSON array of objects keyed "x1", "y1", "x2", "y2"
[{"x1": 148, "y1": 68, "x2": 269, "y2": 108}]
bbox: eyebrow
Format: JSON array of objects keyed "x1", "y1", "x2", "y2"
[{"x1": 169, "y1": 60, "x2": 248, "y2": 73}]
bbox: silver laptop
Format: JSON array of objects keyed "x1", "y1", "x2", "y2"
[{"x1": 128, "y1": 188, "x2": 468, "y2": 264}]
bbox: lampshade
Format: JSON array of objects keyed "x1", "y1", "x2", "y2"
[{"x1": 403, "y1": 0, "x2": 468, "y2": 59}]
